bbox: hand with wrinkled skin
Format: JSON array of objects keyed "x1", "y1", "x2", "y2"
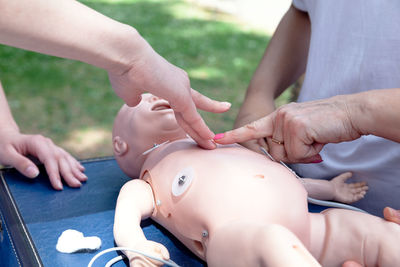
[
  {"x1": 215, "y1": 89, "x2": 400, "y2": 163},
  {"x1": 216, "y1": 95, "x2": 360, "y2": 163},
  {"x1": 0, "y1": 129, "x2": 87, "y2": 190}
]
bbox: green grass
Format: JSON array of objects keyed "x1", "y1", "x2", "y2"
[{"x1": 0, "y1": 0, "x2": 286, "y2": 159}]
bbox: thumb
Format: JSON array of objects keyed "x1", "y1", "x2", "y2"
[
  {"x1": 332, "y1": 172, "x2": 353, "y2": 183},
  {"x1": 124, "y1": 93, "x2": 143, "y2": 107},
  {"x1": 2, "y1": 147, "x2": 39, "y2": 178},
  {"x1": 214, "y1": 115, "x2": 274, "y2": 144},
  {"x1": 191, "y1": 89, "x2": 231, "y2": 113},
  {"x1": 159, "y1": 245, "x2": 170, "y2": 260}
]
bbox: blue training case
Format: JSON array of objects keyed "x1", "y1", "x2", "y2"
[{"x1": 0, "y1": 157, "x2": 204, "y2": 267}]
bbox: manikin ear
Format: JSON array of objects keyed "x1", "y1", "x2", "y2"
[{"x1": 113, "y1": 136, "x2": 128, "y2": 156}]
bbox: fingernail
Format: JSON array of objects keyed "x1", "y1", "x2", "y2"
[
  {"x1": 309, "y1": 154, "x2": 323, "y2": 164},
  {"x1": 222, "y1": 102, "x2": 231, "y2": 108},
  {"x1": 25, "y1": 166, "x2": 39, "y2": 178},
  {"x1": 213, "y1": 133, "x2": 224, "y2": 140},
  {"x1": 57, "y1": 183, "x2": 63, "y2": 190},
  {"x1": 311, "y1": 159, "x2": 323, "y2": 164}
]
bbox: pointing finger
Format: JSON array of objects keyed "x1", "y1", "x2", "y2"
[{"x1": 214, "y1": 115, "x2": 274, "y2": 145}]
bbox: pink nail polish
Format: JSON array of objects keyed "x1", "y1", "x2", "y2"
[
  {"x1": 213, "y1": 133, "x2": 225, "y2": 140},
  {"x1": 311, "y1": 159, "x2": 323, "y2": 164}
]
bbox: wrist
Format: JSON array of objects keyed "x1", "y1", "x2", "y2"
[
  {"x1": 343, "y1": 91, "x2": 374, "y2": 136},
  {"x1": 0, "y1": 126, "x2": 20, "y2": 135},
  {"x1": 98, "y1": 24, "x2": 149, "y2": 75}
]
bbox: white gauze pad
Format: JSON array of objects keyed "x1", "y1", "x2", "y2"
[{"x1": 56, "y1": 229, "x2": 101, "y2": 253}]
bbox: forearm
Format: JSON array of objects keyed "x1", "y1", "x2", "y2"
[
  {"x1": 302, "y1": 178, "x2": 335, "y2": 200},
  {"x1": 114, "y1": 208, "x2": 148, "y2": 248},
  {"x1": 0, "y1": 0, "x2": 143, "y2": 74},
  {"x1": 0, "y1": 82, "x2": 19, "y2": 132},
  {"x1": 235, "y1": 5, "x2": 310, "y2": 128},
  {"x1": 348, "y1": 88, "x2": 400, "y2": 142}
]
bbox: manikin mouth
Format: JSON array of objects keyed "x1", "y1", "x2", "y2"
[{"x1": 151, "y1": 102, "x2": 172, "y2": 111}]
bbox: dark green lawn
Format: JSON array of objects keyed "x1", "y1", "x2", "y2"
[{"x1": 0, "y1": 0, "x2": 278, "y2": 159}]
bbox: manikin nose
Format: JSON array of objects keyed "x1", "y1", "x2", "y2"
[{"x1": 149, "y1": 95, "x2": 161, "y2": 102}]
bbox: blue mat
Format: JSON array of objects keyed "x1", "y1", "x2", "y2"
[{"x1": 0, "y1": 157, "x2": 204, "y2": 267}]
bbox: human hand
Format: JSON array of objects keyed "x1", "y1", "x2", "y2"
[
  {"x1": 214, "y1": 95, "x2": 361, "y2": 163},
  {"x1": 234, "y1": 108, "x2": 271, "y2": 154},
  {"x1": 383, "y1": 207, "x2": 400, "y2": 224},
  {"x1": 108, "y1": 37, "x2": 230, "y2": 150},
  {"x1": 127, "y1": 240, "x2": 170, "y2": 267},
  {"x1": 330, "y1": 172, "x2": 368, "y2": 204},
  {"x1": 0, "y1": 129, "x2": 86, "y2": 190}
]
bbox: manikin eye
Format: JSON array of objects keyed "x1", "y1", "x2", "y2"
[{"x1": 171, "y1": 166, "x2": 195, "y2": 197}]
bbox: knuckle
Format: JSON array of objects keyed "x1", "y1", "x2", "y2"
[
  {"x1": 230, "y1": 130, "x2": 244, "y2": 141},
  {"x1": 291, "y1": 117, "x2": 306, "y2": 130},
  {"x1": 244, "y1": 122, "x2": 259, "y2": 138}
]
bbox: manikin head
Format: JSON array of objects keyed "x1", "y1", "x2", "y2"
[{"x1": 112, "y1": 94, "x2": 187, "y2": 178}]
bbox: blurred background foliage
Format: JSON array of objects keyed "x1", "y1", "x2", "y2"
[{"x1": 0, "y1": 0, "x2": 292, "y2": 159}]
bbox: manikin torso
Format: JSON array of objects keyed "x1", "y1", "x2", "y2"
[
  {"x1": 140, "y1": 138, "x2": 311, "y2": 260},
  {"x1": 137, "y1": 139, "x2": 400, "y2": 266}
]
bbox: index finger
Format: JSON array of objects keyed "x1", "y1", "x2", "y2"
[
  {"x1": 176, "y1": 99, "x2": 215, "y2": 141},
  {"x1": 175, "y1": 111, "x2": 216, "y2": 149},
  {"x1": 214, "y1": 115, "x2": 274, "y2": 144}
]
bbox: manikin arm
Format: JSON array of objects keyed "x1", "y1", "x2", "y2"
[
  {"x1": 302, "y1": 172, "x2": 368, "y2": 204},
  {"x1": 114, "y1": 177, "x2": 169, "y2": 266},
  {"x1": 207, "y1": 222, "x2": 320, "y2": 267}
]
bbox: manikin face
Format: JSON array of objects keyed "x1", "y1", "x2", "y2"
[{"x1": 113, "y1": 94, "x2": 187, "y2": 177}]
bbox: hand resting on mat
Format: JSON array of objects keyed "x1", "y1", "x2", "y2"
[
  {"x1": 0, "y1": 83, "x2": 86, "y2": 190},
  {"x1": 0, "y1": 128, "x2": 87, "y2": 190}
]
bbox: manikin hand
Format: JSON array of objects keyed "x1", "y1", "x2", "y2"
[
  {"x1": 108, "y1": 37, "x2": 231, "y2": 150},
  {"x1": 330, "y1": 172, "x2": 368, "y2": 204},
  {"x1": 126, "y1": 240, "x2": 170, "y2": 267},
  {"x1": 0, "y1": 128, "x2": 86, "y2": 190},
  {"x1": 214, "y1": 95, "x2": 361, "y2": 163}
]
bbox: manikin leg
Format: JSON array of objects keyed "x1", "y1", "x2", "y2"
[{"x1": 205, "y1": 221, "x2": 320, "y2": 267}]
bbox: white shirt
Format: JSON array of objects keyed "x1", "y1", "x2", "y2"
[{"x1": 292, "y1": 0, "x2": 400, "y2": 216}]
